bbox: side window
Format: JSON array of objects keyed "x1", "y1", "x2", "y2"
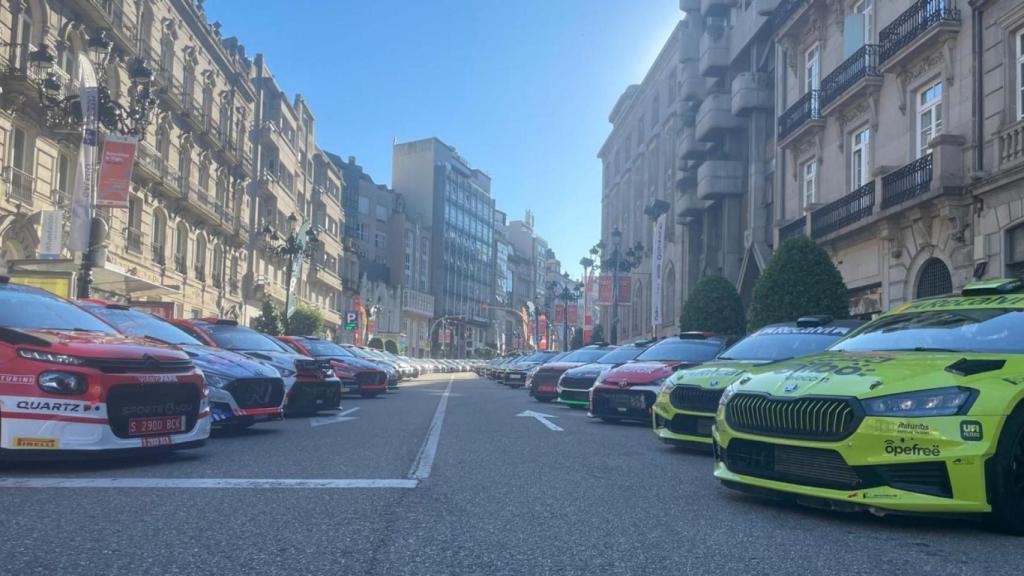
[
  {"x1": 1008, "y1": 224, "x2": 1024, "y2": 278},
  {"x1": 1016, "y1": 29, "x2": 1024, "y2": 121}
]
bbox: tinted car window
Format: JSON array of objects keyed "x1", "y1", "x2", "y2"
[
  {"x1": 561, "y1": 348, "x2": 611, "y2": 363},
  {"x1": 84, "y1": 306, "x2": 202, "y2": 346},
  {"x1": 635, "y1": 339, "x2": 723, "y2": 362},
  {"x1": 202, "y1": 325, "x2": 290, "y2": 352},
  {"x1": 718, "y1": 328, "x2": 851, "y2": 362},
  {"x1": 302, "y1": 340, "x2": 354, "y2": 357},
  {"x1": 831, "y1": 309, "x2": 1024, "y2": 354},
  {"x1": 0, "y1": 288, "x2": 116, "y2": 334}
]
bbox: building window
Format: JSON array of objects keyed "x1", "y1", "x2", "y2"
[
  {"x1": 56, "y1": 152, "x2": 71, "y2": 203},
  {"x1": 212, "y1": 244, "x2": 224, "y2": 288},
  {"x1": 851, "y1": 128, "x2": 871, "y2": 191},
  {"x1": 358, "y1": 196, "x2": 369, "y2": 215},
  {"x1": 1008, "y1": 224, "x2": 1024, "y2": 278},
  {"x1": 194, "y1": 234, "x2": 207, "y2": 281},
  {"x1": 854, "y1": 0, "x2": 874, "y2": 44},
  {"x1": 375, "y1": 204, "x2": 388, "y2": 222},
  {"x1": 375, "y1": 231, "x2": 387, "y2": 249},
  {"x1": 805, "y1": 44, "x2": 820, "y2": 93},
  {"x1": 152, "y1": 210, "x2": 167, "y2": 265},
  {"x1": 9, "y1": 126, "x2": 33, "y2": 201},
  {"x1": 916, "y1": 258, "x2": 953, "y2": 298},
  {"x1": 1016, "y1": 29, "x2": 1024, "y2": 121},
  {"x1": 175, "y1": 223, "x2": 189, "y2": 274},
  {"x1": 802, "y1": 159, "x2": 817, "y2": 207},
  {"x1": 917, "y1": 80, "x2": 943, "y2": 158}
]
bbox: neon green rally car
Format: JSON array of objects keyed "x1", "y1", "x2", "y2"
[
  {"x1": 653, "y1": 317, "x2": 862, "y2": 447},
  {"x1": 713, "y1": 279, "x2": 1024, "y2": 534}
]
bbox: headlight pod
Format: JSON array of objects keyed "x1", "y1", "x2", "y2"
[
  {"x1": 19, "y1": 349, "x2": 85, "y2": 365},
  {"x1": 275, "y1": 366, "x2": 297, "y2": 378},
  {"x1": 862, "y1": 387, "x2": 976, "y2": 417},
  {"x1": 650, "y1": 377, "x2": 667, "y2": 390},
  {"x1": 719, "y1": 383, "x2": 740, "y2": 409},
  {"x1": 203, "y1": 372, "x2": 233, "y2": 388},
  {"x1": 660, "y1": 378, "x2": 676, "y2": 394},
  {"x1": 38, "y1": 371, "x2": 87, "y2": 395}
]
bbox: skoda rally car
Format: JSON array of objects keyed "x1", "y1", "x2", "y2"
[
  {"x1": 556, "y1": 342, "x2": 650, "y2": 407},
  {"x1": 654, "y1": 317, "x2": 862, "y2": 447},
  {"x1": 172, "y1": 319, "x2": 341, "y2": 415},
  {"x1": 80, "y1": 300, "x2": 285, "y2": 429},
  {"x1": 590, "y1": 334, "x2": 727, "y2": 423},
  {"x1": 528, "y1": 345, "x2": 616, "y2": 402},
  {"x1": 713, "y1": 279, "x2": 1024, "y2": 534},
  {"x1": 0, "y1": 280, "x2": 209, "y2": 457},
  {"x1": 278, "y1": 336, "x2": 388, "y2": 398},
  {"x1": 504, "y1": 351, "x2": 559, "y2": 388}
]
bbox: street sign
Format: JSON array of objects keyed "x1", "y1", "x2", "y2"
[{"x1": 344, "y1": 311, "x2": 359, "y2": 331}]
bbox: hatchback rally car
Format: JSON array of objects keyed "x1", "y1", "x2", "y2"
[
  {"x1": 654, "y1": 317, "x2": 862, "y2": 447},
  {"x1": 278, "y1": 336, "x2": 388, "y2": 398},
  {"x1": 590, "y1": 334, "x2": 727, "y2": 423},
  {"x1": 172, "y1": 319, "x2": 340, "y2": 415},
  {"x1": 713, "y1": 279, "x2": 1024, "y2": 534},
  {"x1": 0, "y1": 280, "x2": 209, "y2": 456},
  {"x1": 529, "y1": 345, "x2": 616, "y2": 402},
  {"x1": 81, "y1": 300, "x2": 285, "y2": 429},
  {"x1": 502, "y1": 353, "x2": 554, "y2": 388},
  {"x1": 557, "y1": 343, "x2": 650, "y2": 407},
  {"x1": 341, "y1": 344, "x2": 400, "y2": 389}
]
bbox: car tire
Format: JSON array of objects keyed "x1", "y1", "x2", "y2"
[{"x1": 985, "y1": 405, "x2": 1024, "y2": 535}]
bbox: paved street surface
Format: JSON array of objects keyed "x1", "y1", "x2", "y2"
[{"x1": 2, "y1": 373, "x2": 1023, "y2": 575}]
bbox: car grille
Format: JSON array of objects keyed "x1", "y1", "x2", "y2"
[
  {"x1": 356, "y1": 372, "x2": 386, "y2": 388},
  {"x1": 288, "y1": 381, "x2": 341, "y2": 411},
  {"x1": 531, "y1": 371, "x2": 560, "y2": 389},
  {"x1": 106, "y1": 383, "x2": 200, "y2": 439},
  {"x1": 725, "y1": 394, "x2": 860, "y2": 441},
  {"x1": 872, "y1": 462, "x2": 953, "y2": 498},
  {"x1": 592, "y1": 390, "x2": 656, "y2": 420},
  {"x1": 84, "y1": 357, "x2": 194, "y2": 374},
  {"x1": 225, "y1": 378, "x2": 285, "y2": 409},
  {"x1": 666, "y1": 414, "x2": 715, "y2": 437},
  {"x1": 559, "y1": 376, "x2": 597, "y2": 391},
  {"x1": 670, "y1": 386, "x2": 724, "y2": 413},
  {"x1": 559, "y1": 389, "x2": 590, "y2": 403}
]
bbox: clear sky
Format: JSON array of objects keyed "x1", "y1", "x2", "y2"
[{"x1": 206, "y1": 0, "x2": 681, "y2": 276}]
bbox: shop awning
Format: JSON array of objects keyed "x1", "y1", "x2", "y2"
[{"x1": 8, "y1": 259, "x2": 178, "y2": 297}]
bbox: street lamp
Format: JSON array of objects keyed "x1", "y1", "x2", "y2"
[
  {"x1": 593, "y1": 226, "x2": 644, "y2": 345},
  {"x1": 262, "y1": 214, "x2": 321, "y2": 325},
  {"x1": 546, "y1": 276, "x2": 583, "y2": 352},
  {"x1": 579, "y1": 256, "x2": 594, "y2": 345}
]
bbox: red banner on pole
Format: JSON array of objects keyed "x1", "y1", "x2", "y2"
[
  {"x1": 96, "y1": 135, "x2": 137, "y2": 208},
  {"x1": 568, "y1": 303, "x2": 579, "y2": 325},
  {"x1": 597, "y1": 275, "x2": 632, "y2": 306}
]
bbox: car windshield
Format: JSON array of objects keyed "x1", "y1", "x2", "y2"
[
  {"x1": 635, "y1": 338, "x2": 722, "y2": 362},
  {"x1": 301, "y1": 339, "x2": 354, "y2": 357},
  {"x1": 85, "y1": 306, "x2": 202, "y2": 346},
  {"x1": 0, "y1": 288, "x2": 117, "y2": 334},
  {"x1": 596, "y1": 347, "x2": 645, "y2": 364},
  {"x1": 524, "y1": 352, "x2": 556, "y2": 362},
  {"x1": 830, "y1": 309, "x2": 1024, "y2": 354},
  {"x1": 203, "y1": 324, "x2": 290, "y2": 352},
  {"x1": 718, "y1": 327, "x2": 853, "y2": 362},
  {"x1": 560, "y1": 348, "x2": 611, "y2": 363}
]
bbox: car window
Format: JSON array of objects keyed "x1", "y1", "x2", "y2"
[
  {"x1": 635, "y1": 338, "x2": 723, "y2": 362},
  {"x1": 84, "y1": 306, "x2": 202, "y2": 346},
  {"x1": 0, "y1": 288, "x2": 117, "y2": 334},
  {"x1": 561, "y1": 348, "x2": 610, "y2": 363},
  {"x1": 302, "y1": 340, "x2": 354, "y2": 357},
  {"x1": 830, "y1": 309, "x2": 1024, "y2": 354},
  {"x1": 596, "y1": 347, "x2": 644, "y2": 364},
  {"x1": 202, "y1": 324, "x2": 291, "y2": 352},
  {"x1": 718, "y1": 329, "x2": 850, "y2": 362}
]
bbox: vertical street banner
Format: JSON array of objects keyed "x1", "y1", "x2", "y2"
[
  {"x1": 37, "y1": 210, "x2": 64, "y2": 259},
  {"x1": 96, "y1": 135, "x2": 138, "y2": 208},
  {"x1": 583, "y1": 271, "x2": 593, "y2": 344},
  {"x1": 69, "y1": 53, "x2": 99, "y2": 253},
  {"x1": 651, "y1": 214, "x2": 666, "y2": 329},
  {"x1": 538, "y1": 314, "x2": 549, "y2": 350}
]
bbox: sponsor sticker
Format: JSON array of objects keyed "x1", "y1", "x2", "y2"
[
  {"x1": 14, "y1": 437, "x2": 59, "y2": 449},
  {"x1": 0, "y1": 375, "x2": 36, "y2": 385},
  {"x1": 138, "y1": 374, "x2": 181, "y2": 383},
  {"x1": 140, "y1": 435, "x2": 173, "y2": 448},
  {"x1": 14, "y1": 399, "x2": 97, "y2": 413},
  {"x1": 960, "y1": 420, "x2": 983, "y2": 442},
  {"x1": 884, "y1": 438, "x2": 941, "y2": 457}
]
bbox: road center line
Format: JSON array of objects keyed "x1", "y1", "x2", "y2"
[
  {"x1": 408, "y1": 375, "x2": 454, "y2": 481},
  {"x1": 0, "y1": 478, "x2": 419, "y2": 489}
]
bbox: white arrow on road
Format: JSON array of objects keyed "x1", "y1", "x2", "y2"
[
  {"x1": 310, "y1": 407, "x2": 360, "y2": 428},
  {"x1": 517, "y1": 410, "x2": 563, "y2": 432}
]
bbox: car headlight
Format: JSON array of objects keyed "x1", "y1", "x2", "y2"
[
  {"x1": 274, "y1": 365, "x2": 296, "y2": 378},
  {"x1": 38, "y1": 371, "x2": 88, "y2": 395},
  {"x1": 203, "y1": 372, "x2": 233, "y2": 388},
  {"x1": 660, "y1": 377, "x2": 677, "y2": 394},
  {"x1": 862, "y1": 387, "x2": 975, "y2": 417},
  {"x1": 650, "y1": 377, "x2": 667, "y2": 391},
  {"x1": 593, "y1": 369, "x2": 610, "y2": 386},
  {"x1": 719, "y1": 383, "x2": 740, "y2": 409},
  {"x1": 19, "y1": 349, "x2": 85, "y2": 365}
]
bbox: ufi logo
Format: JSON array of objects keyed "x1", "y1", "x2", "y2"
[{"x1": 884, "y1": 439, "x2": 941, "y2": 457}]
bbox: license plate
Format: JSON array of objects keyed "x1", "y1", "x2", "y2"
[
  {"x1": 128, "y1": 415, "x2": 186, "y2": 436},
  {"x1": 509, "y1": 374, "x2": 523, "y2": 380},
  {"x1": 609, "y1": 394, "x2": 645, "y2": 410}
]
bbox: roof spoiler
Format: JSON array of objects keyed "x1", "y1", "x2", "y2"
[
  {"x1": 961, "y1": 278, "x2": 1024, "y2": 296},
  {"x1": 678, "y1": 331, "x2": 714, "y2": 339},
  {"x1": 796, "y1": 315, "x2": 833, "y2": 328}
]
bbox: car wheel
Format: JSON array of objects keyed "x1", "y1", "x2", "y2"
[{"x1": 986, "y1": 406, "x2": 1024, "y2": 535}]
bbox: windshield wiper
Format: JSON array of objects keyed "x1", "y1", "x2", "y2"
[{"x1": 142, "y1": 335, "x2": 176, "y2": 346}]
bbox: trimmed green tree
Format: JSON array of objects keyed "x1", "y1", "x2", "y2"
[
  {"x1": 679, "y1": 275, "x2": 746, "y2": 338},
  {"x1": 384, "y1": 339, "x2": 399, "y2": 354},
  {"x1": 252, "y1": 299, "x2": 283, "y2": 336},
  {"x1": 749, "y1": 236, "x2": 850, "y2": 330},
  {"x1": 286, "y1": 304, "x2": 325, "y2": 337},
  {"x1": 368, "y1": 337, "x2": 384, "y2": 350}
]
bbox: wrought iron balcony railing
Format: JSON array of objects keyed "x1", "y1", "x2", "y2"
[
  {"x1": 819, "y1": 44, "x2": 881, "y2": 111},
  {"x1": 3, "y1": 166, "x2": 35, "y2": 205},
  {"x1": 770, "y1": 0, "x2": 805, "y2": 33},
  {"x1": 811, "y1": 182, "x2": 875, "y2": 239},
  {"x1": 881, "y1": 154, "x2": 933, "y2": 209},
  {"x1": 879, "y1": 0, "x2": 961, "y2": 64},
  {"x1": 779, "y1": 215, "x2": 807, "y2": 244},
  {"x1": 778, "y1": 90, "x2": 820, "y2": 142}
]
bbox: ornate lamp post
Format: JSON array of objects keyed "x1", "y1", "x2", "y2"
[
  {"x1": 592, "y1": 227, "x2": 644, "y2": 345},
  {"x1": 26, "y1": 32, "x2": 156, "y2": 297},
  {"x1": 546, "y1": 275, "x2": 584, "y2": 352},
  {"x1": 262, "y1": 213, "x2": 321, "y2": 323}
]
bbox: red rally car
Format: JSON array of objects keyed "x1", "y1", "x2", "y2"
[
  {"x1": 589, "y1": 333, "x2": 727, "y2": 423},
  {"x1": 528, "y1": 345, "x2": 616, "y2": 403},
  {"x1": 277, "y1": 336, "x2": 388, "y2": 398},
  {"x1": 0, "y1": 279, "x2": 209, "y2": 457}
]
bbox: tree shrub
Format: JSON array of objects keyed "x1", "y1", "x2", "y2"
[
  {"x1": 679, "y1": 275, "x2": 746, "y2": 338},
  {"x1": 749, "y1": 236, "x2": 850, "y2": 330}
]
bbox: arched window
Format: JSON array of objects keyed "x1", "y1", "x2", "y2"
[
  {"x1": 156, "y1": 123, "x2": 170, "y2": 161},
  {"x1": 178, "y1": 145, "x2": 191, "y2": 193},
  {"x1": 159, "y1": 32, "x2": 174, "y2": 83},
  {"x1": 212, "y1": 243, "x2": 224, "y2": 288},
  {"x1": 151, "y1": 209, "x2": 167, "y2": 265},
  {"x1": 916, "y1": 258, "x2": 953, "y2": 298},
  {"x1": 194, "y1": 233, "x2": 207, "y2": 282},
  {"x1": 197, "y1": 153, "x2": 211, "y2": 199},
  {"x1": 139, "y1": 4, "x2": 154, "y2": 56},
  {"x1": 174, "y1": 222, "x2": 189, "y2": 274},
  {"x1": 215, "y1": 170, "x2": 228, "y2": 216}
]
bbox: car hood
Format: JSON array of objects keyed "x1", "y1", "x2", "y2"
[
  {"x1": 180, "y1": 345, "x2": 280, "y2": 378},
  {"x1": 601, "y1": 360, "x2": 694, "y2": 386},
  {"x1": 17, "y1": 329, "x2": 188, "y2": 361},
  {"x1": 538, "y1": 361, "x2": 586, "y2": 373},
  {"x1": 231, "y1": 349, "x2": 307, "y2": 372},
  {"x1": 668, "y1": 360, "x2": 768, "y2": 389},
  {"x1": 317, "y1": 355, "x2": 381, "y2": 371},
  {"x1": 735, "y1": 351, "x2": 1007, "y2": 399},
  {"x1": 509, "y1": 361, "x2": 542, "y2": 371},
  {"x1": 563, "y1": 362, "x2": 616, "y2": 379}
]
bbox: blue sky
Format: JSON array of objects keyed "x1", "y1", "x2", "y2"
[{"x1": 207, "y1": 0, "x2": 681, "y2": 276}]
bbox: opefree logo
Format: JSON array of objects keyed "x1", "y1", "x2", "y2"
[{"x1": 884, "y1": 439, "x2": 941, "y2": 457}]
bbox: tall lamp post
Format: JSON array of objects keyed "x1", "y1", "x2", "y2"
[
  {"x1": 546, "y1": 276, "x2": 583, "y2": 352},
  {"x1": 579, "y1": 256, "x2": 594, "y2": 344},
  {"x1": 593, "y1": 227, "x2": 644, "y2": 345},
  {"x1": 262, "y1": 213, "x2": 321, "y2": 325},
  {"x1": 25, "y1": 33, "x2": 156, "y2": 297}
]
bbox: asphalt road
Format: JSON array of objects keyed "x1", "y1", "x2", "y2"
[{"x1": 2, "y1": 373, "x2": 1024, "y2": 575}]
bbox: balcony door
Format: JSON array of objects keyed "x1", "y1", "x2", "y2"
[
  {"x1": 917, "y1": 81, "x2": 943, "y2": 158},
  {"x1": 804, "y1": 45, "x2": 820, "y2": 93},
  {"x1": 853, "y1": 0, "x2": 874, "y2": 44},
  {"x1": 851, "y1": 128, "x2": 871, "y2": 191}
]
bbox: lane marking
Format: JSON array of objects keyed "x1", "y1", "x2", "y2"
[
  {"x1": 517, "y1": 410, "x2": 563, "y2": 432},
  {"x1": 0, "y1": 478, "x2": 418, "y2": 489},
  {"x1": 310, "y1": 407, "x2": 360, "y2": 428},
  {"x1": 408, "y1": 376, "x2": 454, "y2": 480}
]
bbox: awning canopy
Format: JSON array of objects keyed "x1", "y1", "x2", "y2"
[{"x1": 8, "y1": 259, "x2": 178, "y2": 297}]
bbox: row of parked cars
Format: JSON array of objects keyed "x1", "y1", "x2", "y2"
[
  {"x1": 0, "y1": 277, "x2": 473, "y2": 456},
  {"x1": 480, "y1": 278, "x2": 1024, "y2": 535}
]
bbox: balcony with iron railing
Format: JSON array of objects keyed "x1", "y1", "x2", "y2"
[
  {"x1": 82, "y1": 0, "x2": 138, "y2": 51},
  {"x1": 881, "y1": 153, "x2": 933, "y2": 210},
  {"x1": 997, "y1": 120, "x2": 1024, "y2": 172},
  {"x1": 2, "y1": 166, "x2": 36, "y2": 206},
  {"x1": 810, "y1": 182, "x2": 875, "y2": 239},
  {"x1": 778, "y1": 90, "x2": 823, "y2": 146},
  {"x1": 152, "y1": 244, "x2": 166, "y2": 267},
  {"x1": 134, "y1": 142, "x2": 164, "y2": 182},
  {"x1": 174, "y1": 253, "x2": 188, "y2": 275},
  {"x1": 819, "y1": 44, "x2": 882, "y2": 115},
  {"x1": 879, "y1": 0, "x2": 961, "y2": 71},
  {"x1": 157, "y1": 163, "x2": 183, "y2": 198},
  {"x1": 778, "y1": 215, "x2": 807, "y2": 244}
]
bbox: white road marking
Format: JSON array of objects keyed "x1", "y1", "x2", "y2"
[
  {"x1": 310, "y1": 407, "x2": 360, "y2": 427},
  {"x1": 408, "y1": 376, "x2": 454, "y2": 480},
  {"x1": 0, "y1": 478, "x2": 418, "y2": 489},
  {"x1": 517, "y1": 410, "x2": 563, "y2": 432}
]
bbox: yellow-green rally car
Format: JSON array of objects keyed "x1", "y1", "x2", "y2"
[
  {"x1": 653, "y1": 317, "x2": 863, "y2": 447},
  {"x1": 713, "y1": 278, "x2": 1024, "y2": 534}
]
